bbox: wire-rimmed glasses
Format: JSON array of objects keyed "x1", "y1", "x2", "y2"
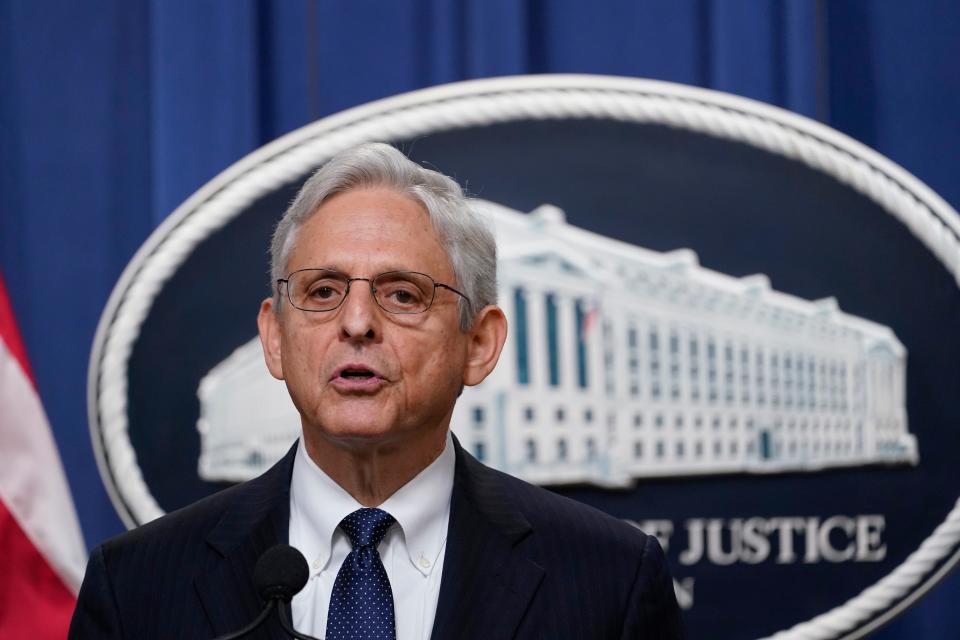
[{"x1": 277, "y1": 268, "x2": 470, "y2": 314}]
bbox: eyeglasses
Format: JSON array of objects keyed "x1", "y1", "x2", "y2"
[{"x1": 277, "y1": 269, "x2": 470, "y2": 314}]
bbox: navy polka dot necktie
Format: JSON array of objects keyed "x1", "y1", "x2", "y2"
[{"x1": 326, "y1": 508, "x2": 397, "y2": 640}]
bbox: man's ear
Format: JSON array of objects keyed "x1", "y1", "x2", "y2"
[
  {"x1": 462, "y1": 305, "x2": 508, "y2": 387},
  {"x1": 257, "y1": 297, "x2": 285, "y2": 380}
]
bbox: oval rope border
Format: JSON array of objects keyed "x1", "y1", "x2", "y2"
[{"x1": 87, "y1": 74, "x2": 960, "y2": 640}]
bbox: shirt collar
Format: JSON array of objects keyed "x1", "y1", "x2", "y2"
[
  {"x1": 290, "y1": 438, "x2": 363, "y2": 577},
  {"x1": 380, "y1": 431, "x2": 454, "y2": 576},
  {"x1": 289, "y1": 431, "x2": 454, "y2": 578}
]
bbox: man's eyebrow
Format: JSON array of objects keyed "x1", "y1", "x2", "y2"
[
  {"x1": 296, "y1": 265, "x2": 421, "y2": 275},
  {"x1": 292, "y1": 264, "x2": 340, "y2": 272},
  {"x1": 344, "y1": 265, "x2": 421, "y2": 274},
  {"x1": 377, "y1": 265, "x2": 418, "y2": 273}
]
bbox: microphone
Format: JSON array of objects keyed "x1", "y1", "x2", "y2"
[
  {"x1": 213, "y1": 544, "x2": 320, "y2": 640},
  {"x1": 254, "y1": 544, "x2": 309, "y2": 602}
]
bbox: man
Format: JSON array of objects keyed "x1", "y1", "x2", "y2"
[{"x1": 69, "y1": 143, "x2": 684, "y2": 639}]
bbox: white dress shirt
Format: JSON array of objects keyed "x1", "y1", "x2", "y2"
[{"x1": 289, "y1": 432, "x2": 454, "y2": 640}]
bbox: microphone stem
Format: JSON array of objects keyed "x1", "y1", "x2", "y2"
[
  {"x1": 277, "y1": 602, "x2": 321, "y2": 640},
  {"x1": 212, "y1": 599, "x2": 276, "y2": 640}
]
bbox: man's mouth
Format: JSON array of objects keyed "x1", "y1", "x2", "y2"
[
  {"x1": 341, "y1": 369, "x2": 375, "y2": 380},
  {"x1": 331, "y1": 364, "x2": 385, "y2": 390}
]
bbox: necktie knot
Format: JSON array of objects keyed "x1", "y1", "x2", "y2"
[{"x1": 339, "y1": 507, "x2": 395, "y2": 549}]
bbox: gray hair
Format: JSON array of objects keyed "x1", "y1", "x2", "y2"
[{"x1": 270, "y1": 143, "x2": 497, "y2": 330}]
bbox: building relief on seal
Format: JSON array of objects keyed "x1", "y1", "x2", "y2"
[{"x1": 196, "y1": 201, "x2": 917, "y2": 486}]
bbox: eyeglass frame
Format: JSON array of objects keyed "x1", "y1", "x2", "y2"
[{"x1": 276, "y1": 267, "x2": 471, "y2": 315}]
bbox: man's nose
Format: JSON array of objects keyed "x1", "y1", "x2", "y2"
[{"x1": 338, "y1": 280, "x2": 380, "y2": 341}]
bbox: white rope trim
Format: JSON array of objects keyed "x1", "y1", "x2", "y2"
[
  {"x1": 88, "y1": 75, "x2": 960, "y2": 640},
  {"x1": 765, "y1": 498, "x2": 960, "y2": 640}
]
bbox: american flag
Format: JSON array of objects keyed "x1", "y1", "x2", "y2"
[
  {"x1": 580, "y1": 298, "x2": 602, "y2": 339},
  {"x1": 0, "y1": 273, "x2": 86, "y2": 637}
]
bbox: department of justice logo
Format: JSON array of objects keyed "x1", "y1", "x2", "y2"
[{"x1": 89, "y1": 75, "x2": 960, "y2": 639}]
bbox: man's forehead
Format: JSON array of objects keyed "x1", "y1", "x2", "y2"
[
  {"x1": 308, "y1": 188, "x2": 431, "y2": 229},
  {"x1": 285, "y1": 188, "x2": 451, "y2": 274}
]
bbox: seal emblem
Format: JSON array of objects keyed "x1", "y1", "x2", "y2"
[{"x1": 89, "y1": 75, "x2": 960, "y2": 639}]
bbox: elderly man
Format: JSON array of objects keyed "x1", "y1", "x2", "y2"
[{"x1": 69, "y1": 143, "x2": 683, "y2": 639}]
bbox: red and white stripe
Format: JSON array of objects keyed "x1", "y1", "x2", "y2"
[
  {"x1": 0, "y1": 273, "x2": 87, "y2": 637},
  {"x1": 580, "y1": 298, "x2": 601, "y2": 339}
]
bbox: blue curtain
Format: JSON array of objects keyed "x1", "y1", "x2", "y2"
[{"x1": 2, "y1": 1, "x2": 959, "y2": 636}]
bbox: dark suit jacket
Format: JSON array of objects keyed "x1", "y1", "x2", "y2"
[{"x1": 69, "y1": 438, "x2": 684, "y2": 639}]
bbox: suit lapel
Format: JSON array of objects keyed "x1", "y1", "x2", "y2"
[
  {"x1": 194, "y1": 443, "x2": 297, "y2": 639},
  {"x1": 431, "y1": 439, "x2": 545, "y2": 640}
]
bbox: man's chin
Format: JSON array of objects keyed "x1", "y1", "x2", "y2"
[{"x1": 305, "y1": 412, "x2": 403, "y2": 448}]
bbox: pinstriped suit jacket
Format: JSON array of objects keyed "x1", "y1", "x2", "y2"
[{"x1": 69, "y1": 437, "x2": 684, "y2": 639}]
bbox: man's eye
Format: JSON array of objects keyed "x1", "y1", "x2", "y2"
[
  {"x1": 308, "y1": 283, "x2": 341, "y2": 299},
  {"x1": 392, "y1": 289, "x2": 416, "y2": 303},
  {"x1": 382, "y1": 285, "x2": 424, "y2": 306}
]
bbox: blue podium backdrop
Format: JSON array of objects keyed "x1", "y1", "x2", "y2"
[{"x1": 3, "y1": 1, "x2": 959, "y2": 637}]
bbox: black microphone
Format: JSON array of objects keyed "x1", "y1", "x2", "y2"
[
  {"x1": 254, "y1": 544, "x2": 309, "y2": 602},
  {"x1": 213, "y1": 544, "x2": 320, "y2": 640}
]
